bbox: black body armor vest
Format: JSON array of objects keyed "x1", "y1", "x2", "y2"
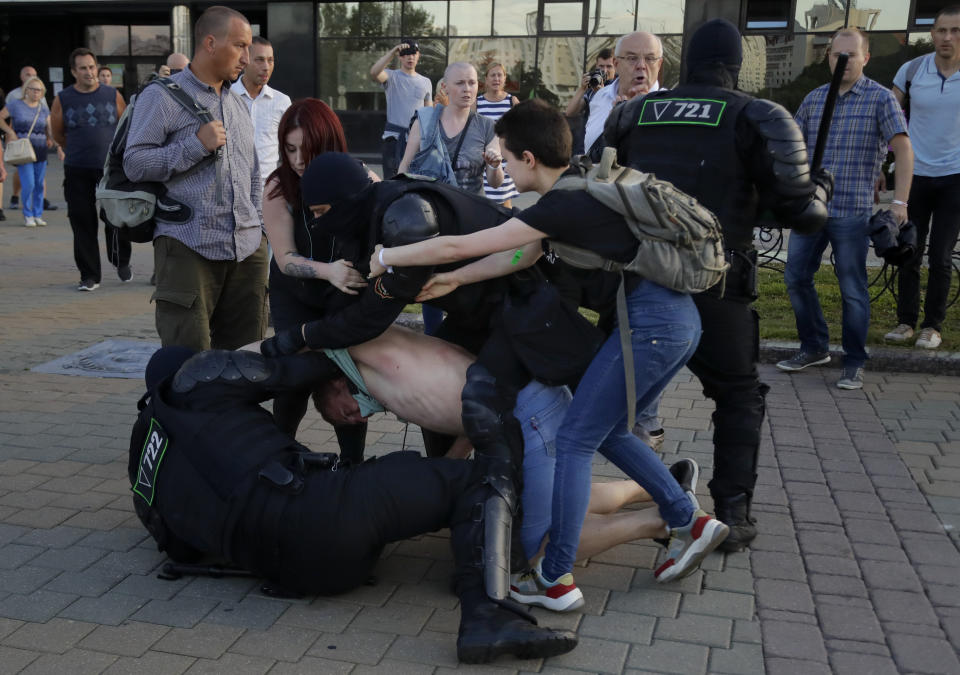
[{"x1": 616, "y1": 85, "x2": 758, "y2": 250}]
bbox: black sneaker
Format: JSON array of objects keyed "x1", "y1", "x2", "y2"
[
  {"x1": 9, "y1": 195, "x2": 19, "y2": 209},
  {"x1": 118, "y1": 265, "x2": 133, "y2": 282},
  {"x1": 776, "y1": 350, "x2": 830, "y2": 372},
  {"x1": 43, "y1": 198, "x2": 57, "y2": 210},
  {"x1": 0, "y1": 209, "x2": 6, "y2": 221},
  {"x1": 655, "y1": 459, "x2": 701, "y2": 548},
  {"x1": 77, "y1": 279, "x2": 100, "y2": 292}
]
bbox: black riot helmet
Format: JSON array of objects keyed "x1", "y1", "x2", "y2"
[{"x1": 381, "y1": 192, "x2": 440, "y2": 246}]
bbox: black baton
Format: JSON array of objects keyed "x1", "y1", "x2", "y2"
[{"x1": 810, "y1": 52, "x2": 849, "y2": 172}]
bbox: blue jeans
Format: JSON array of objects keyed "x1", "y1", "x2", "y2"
[
  {"x1": 784, "y1": 212, "x2": 870, "y2": 368},
  {"x1": 541, "y1": 280, "x2": 700, "y2": 580},
  {"x1": 515, "y1": 381, "x2": 572, "y2": 560},
  {"x1": 17, "y1": 160, "x2": 46, "y2": 219}
]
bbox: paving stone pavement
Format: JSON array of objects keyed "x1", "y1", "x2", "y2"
[{"x1": 0, "y1": 161, "x2": 958, "y2": 673}]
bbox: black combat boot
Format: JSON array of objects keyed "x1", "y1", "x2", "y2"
[{"x1": 714, "y1": 492, "x2": 756, "y2": 552}]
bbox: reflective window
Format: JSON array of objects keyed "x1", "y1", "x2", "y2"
[
  {"x1": 659, "y1": 34, "x2": 683, "y2": 89},
  {"x1": 318, "y1": 2, "x2": 358, "y2": 37},
  {"x1": 449, "y1": 37, "x2": 536, "y2": 96},
  {"x1": 795, "y1": 0, "x2": 848, "y2": 32},
  {"x1": 495, "y1": 0, "x2": 538, "y2": 36},
  {"x1": 915, "y1": 0, "x2": 944, "y2": 26},
  {"x1": 104, "y1": 63, "x2": 125, "y2": 88},
  {"x1": 131, "y1": 25, "x2": 171, "y2": 56},
  {"x1": 846, "y1": 1, "x2": 909, "y2": 32},
  {"x1": 450, "y1": 0, "x2": 491, "y2": 35},
  {"x1": 537, "y1": 36, "x2": 584, "y2": 105},
  {"x1": 404, "y1": 1, "x2": 446, "y2": 35},
  {"x1": 635, "y1": 0, "x2": 685, "y2": 33},
  {"x1": 863, "y1": 33, "x2": 909, "y2": 88},
  {"x1": 745, "y1": 0, "x2": 791, "y2": 29},
  {"x1": 86, "y1": 26, "x2": 129, "y2": 56},
  {"x1": 587, "y1": 0, "x2": 634, "y2": 34},
  {"x1": 542, "y1": 2, "x2": 585, "y2": 33},
  {"x1": 586, "y1": 35, "x2": 617, "y2": 65}
]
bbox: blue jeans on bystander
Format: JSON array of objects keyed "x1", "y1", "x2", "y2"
[{"x1": 784, "y1": 211, "x2": 871, "y2": 368}]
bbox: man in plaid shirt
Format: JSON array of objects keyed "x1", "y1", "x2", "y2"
[{"x1": 778, "y1": 28, "x2": 913, "y2": 390}]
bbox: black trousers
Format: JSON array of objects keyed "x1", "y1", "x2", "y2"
[
  {"x1": 63, "y1": 165, "x2": 131, "y2": 283},
  {"x1": 687, "y1": 251, "x2": 769, "y2": 500},
  {"x1": 232, "y1": 452, "x2": 477, "y2": 595},
  {"x1": 898, "y1": 172, "x2": 960, "y2": 332}
]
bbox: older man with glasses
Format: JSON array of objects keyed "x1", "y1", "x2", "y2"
[{"x1": 583, "y1": 31, "x2": 663, "y2": 157}]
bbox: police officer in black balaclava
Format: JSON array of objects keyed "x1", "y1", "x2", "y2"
[
  {"x1": 131, "y1": 346, "x2": 577, "y2": 664},
  {"x1": 605, "y1": 18, "x2": 832, "y2": 552}
]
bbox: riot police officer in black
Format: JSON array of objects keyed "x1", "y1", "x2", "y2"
[
  {"x1": 130, "y1": 346, "x2": 577, "y2": 663},
  {"x1": 605, "y1": 18, "x2": 831, "y2": 551}
]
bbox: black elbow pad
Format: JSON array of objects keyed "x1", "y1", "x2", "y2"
[{"x1": 744, "y1": 99, "x2": 816, "y2": 200}]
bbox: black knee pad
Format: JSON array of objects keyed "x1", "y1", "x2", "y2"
[{"x1": 173, "y1": 350, "x2": 272, "y2": 393}]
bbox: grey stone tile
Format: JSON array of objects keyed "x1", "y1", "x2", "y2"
[
  {"x1": 29, "y1": 545, "x2": 107, "y2": 572},
  {"x1": 183, "y1": 652, "x2": 274, "y2": 674},
  {"x1": 701, "y1": 567, "x2": 755, "y2": 594},
  {"x1": 60, "y1": 593, "x2": 150, "y2": 625},
  {"x1": 762, "y1": 619, "x2": 828, "y2": 662},
  {"x1": 578, "y1": 610, "x2": 655, "y2": 644},
  {"x1": 151, "y1": 623, "x2": 244, "y2": 659},
  {"x1": 350, "y1": 602, "x2": 433, "y2": 637},
  {"x1": 830, "y1": 651, "x2": 899, "y2": 675},
  {"x1": 3, "y1": 617, "x2": 97, "y2": 654},
  {"x1": 42, "y1": 567, "x2": 128, "y2": 598},
  {"x1": 0, "y1": 589, "x2": 77, "y2": 622},
  {"x1": 102, "y1": 649, "x2": 196, "y2": 674},
  {"x1": 808, "y1": 573, "x2": 869, "y2": 598},
  {"x1": 732, "y1": 619, "x2": 761, "y2": 645},
  {"x1": 860, "y1": 560, "x2": 924, "y2": 592},
  {"x1": 871, "y1": 589, "x2": 941, "y2": 625},
  {"x1": 384, "y1": 629, "x2": 460, "y2": 669},
  {"x1": 755, "y1": 578, "x2": 815, "y2": 613},
  {"x1": 606, "y1": 588, "x2": 681, "y2": 617},
  {"x1": 0, "y1": 565, "x2": 60, "y2": 594},
  {"x1": 708, "y1": 641, "x2": 763, "y2": 674},
  {"x1": 176, "y1": 575, "x2": 259, "y2": 602},
  {"x1": 78, "y1": 621, "x2": 170, "y2": 658},
  {"x1": 654, "y1": 613, "x2": 733, "y2": 648},
  {"x1": 818, "y1": 602, "x2": 885, "y2": 642},
  {"x1": 825, "y1": 638, "x2": 890, "y2": 656},
  {"x1": 625, "y1": 638, "x2": 709, "y2": 674},
  {"x1": 14, "y1": 525, "x2": 91, "y2": 549},
  {"x1": 131, "y1": 596, "x2": 218, "y2": 628},
  {"x1": 750, "y1": 551, "x2": 806, "y2": 581},
  {"x1": 888, "y1": 633, "x2": 960, "y2": 675},
  {"x1": 306, "y1": 628, "x2": 396, "y2": 665},
  {"x1": 350, "y1": 658, "x2": 435, "y2": 674},
  {"x1": 202, "y1": 596, "x2": 289, "y2": 631},
  {"x1": 276, "y1": 599, "x2": 360, "y2": 633},
  {"x1": 112, "y1": 571, "x2": 191, "y2": 600},
  {"x1": 680, "y1": 589, "x2": 754, "y2": 620},
  {"x1": 18, "y1": 648, "x2": 118, "y2": 675}
]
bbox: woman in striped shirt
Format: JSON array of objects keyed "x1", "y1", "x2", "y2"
[{"x1": 477, "y1": 63, "x2": 520, "y2": 207}]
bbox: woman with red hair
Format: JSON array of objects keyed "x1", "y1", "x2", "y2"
[{"x1": 262, "y1": 98, "x2": 375, "y2": 460}]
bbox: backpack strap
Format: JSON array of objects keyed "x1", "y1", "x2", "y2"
[
  {"x1": 902, "y1": 55, "x2": 926, "y2": 119},
  {"x1": 615, "y1": 275, "x2": 638, "y2": 431},
  {"x1": 147, "y1": 78, "x2": 219, "y2": 188}
]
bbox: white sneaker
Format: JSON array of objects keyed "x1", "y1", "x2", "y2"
[
  {"x1": 915, "y1": 327, "x2": 942, "y2": 350},
  {"x1": 33, "y1": 217, "x2": 47, "y2": 226},
  {"x1": 884, "y1": 324, "x2": 914, "y2": 342},
  {"x1": 24, "y1": 216, "x2": 36, "y2": 227}
]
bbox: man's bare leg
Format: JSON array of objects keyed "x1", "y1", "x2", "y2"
[{"x1": 587, "y1": 480, "x2": 651, "y2": 514}]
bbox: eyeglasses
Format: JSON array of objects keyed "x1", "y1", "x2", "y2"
[
  {"x1": 25, "y1": 87, "x2": 44, "y2": 93},
  {"x1": 616, "y1": 54, "x2": 662, "y2": 65}
]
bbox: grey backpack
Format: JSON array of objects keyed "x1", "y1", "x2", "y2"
[{"x1": 547, "y1": 147, "x2": 728, "y2": 428}]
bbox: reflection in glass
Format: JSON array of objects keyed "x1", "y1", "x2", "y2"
[
  {"x1": 86, "y1": 26, "x2": 129, "y2": 56},
  {"x1": 404, "y1": 1, "x2": 446, "y2": 36},
  {"x1": 318, "y1": 3, "x2": 359, "y2": 37},
  {"x1": 745, "y1": 0, "x2": 791, "y2": 29},
  {"x1": 131, "y1": 25, "x2": 171, "y2": 56},
  {"x1": 449, "y1": 37, "x2": 536, "y2": 97},
  {"x1": 863, "y1": 33, "x2": 909, "y2": 87},
  {"x1": 659, "y1": 34, "x2": 683, "y2": 89},
  {"x1": 543, "y1": 2, "x2": 585, "y2": 32},
  {"x1": 495, "y1": 0, "x2": 537, "y2": 36},
  {"x1": 537, "y1": 37, "x2": 585, "y2": 107},
  {"x1": 136, "y1": 64, "x2": 158, "y2": 89},
  {"x1": 587, "y1": 36, "x2": 617, "y2": 66},
  {"x1": 450, "y1": 0, "x2": 491, "y2": 35},
  {"x1": 635, "y1": 0, "x2": 685, "y2": 33},
  {"x1": 795, "y1": 0, "x2": 848, "y2": 32},
  {"x1": 104, "y1": 64, "x2": 124, "y2": 89},
  {"x1": 846, "y1": 0, "x2": 909, "y2": 32},
  {"x1": 587, "y1": 0, "x2": 635, "y2": 34},
  {"x1": 747, "y1": 34, "x2": 831, "y2": 112}
]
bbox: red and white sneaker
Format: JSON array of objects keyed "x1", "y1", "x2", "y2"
[
  {"x1": 509, "y1": 560, "x2": 585, "y2": 612},
  {"x1": 655, "y1": 509, "x2": 729, "y2": 583}
]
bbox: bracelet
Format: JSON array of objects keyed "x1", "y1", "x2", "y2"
[
  {"x1": 892, "y1": 199, "x2": 908, "y2": 207},
  {"x1": 378, "y1": 247, "x2": 393, "y2": 273}
]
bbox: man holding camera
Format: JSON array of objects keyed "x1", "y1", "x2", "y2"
[
  {"x1": 564, "y1": 48, "x2": 614, "y2": 155},
  {"x1": 778, "y1": 28, "x2": 912, "y2": 390},
  {"x1": 370, "y1": 40, "x2": 433, "y2": 179},
  {"x1": 583, "y1": 32, "x2": 662, "y2": 157}
]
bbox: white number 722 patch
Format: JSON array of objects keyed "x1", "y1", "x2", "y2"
[
  {"x1": 637, "y1": 98, "x2": 727, "y2": 127},
  {"x1": 133, "y1": 418, "x2": 169, "y2": 506}
]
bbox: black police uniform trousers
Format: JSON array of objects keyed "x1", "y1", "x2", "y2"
[
  {"x1": 230, "y1": 451, "x2": 478, "y2": 595},
  {"x1": 686, "y1": 251, "x2": 769, "y2": 500}
]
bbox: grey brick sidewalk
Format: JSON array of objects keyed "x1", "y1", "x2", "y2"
[{"x1": 0, "y1": 162, "x2": 958, "y2": 673}]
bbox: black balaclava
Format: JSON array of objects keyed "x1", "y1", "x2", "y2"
[
  {"x1": 300, "y1": 152, "x2": 375, "y2": 239},
  {"x1": 686, "y1": 18, "x2": 743, "y2": 86},
  {"x1": 145, "y1": 346, "x2": 197, "y2": 392}
]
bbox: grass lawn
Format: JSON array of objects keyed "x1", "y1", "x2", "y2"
[
  {"x1": 404, "y1": 264, "x2": 960, "y2": 352},
  {"x1": 755, "y1": 264, "x2": 960, "y2": 352}
]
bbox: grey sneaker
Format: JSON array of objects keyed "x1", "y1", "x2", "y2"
[
  {"x1": 836, "y1": 366, "x2": 864, "y2": 390},
  {"x1": 77, "y1": 279, "x2": 99, "y2": 292},
  {"x1": 776, "y1": 351, "x2": 830, "y2": 372},
  {"x1": 884, "y1": 324, "x2": 914, "y2": 342},
  {"x1": 915, "y1": 327, "x2": 942, "y2": 350}
]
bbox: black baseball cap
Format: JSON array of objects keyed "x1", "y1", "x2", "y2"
[{"x1": 399, "y1": 39, "x2": 420, "y2": 56}]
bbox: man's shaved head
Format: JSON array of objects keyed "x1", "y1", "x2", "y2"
[
  {"x1": 166, "y1": 52, "x2": 190, "y2": 70},
  {"x1": 193, "y1": 5, "x2": 249, "y2": 50}
]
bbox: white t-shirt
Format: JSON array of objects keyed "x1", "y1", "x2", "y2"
[
  {"x1": 583, "y1": 78, "x2": 660, "y2": 153},
  {"x1": 382, "y1": 69, "x2": 432, "y2": 139},
  {"x1": 230, "y1": 80, "x2": 292, "y2": 178}
]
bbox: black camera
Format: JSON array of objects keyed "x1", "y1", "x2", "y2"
[
  {"x1": 869, "y1": 209, "x2": 917, "y2": 266},
  {"x1": 398, "y1": 39, "x2": 420, "y2": 56},
  {"x1": 588, "y1": 67, "x2": 605, "y2": 89}
]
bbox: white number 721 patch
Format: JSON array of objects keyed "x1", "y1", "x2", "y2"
[{"x1": 637, "y1": 98, "x2": 727, "y2": 127}]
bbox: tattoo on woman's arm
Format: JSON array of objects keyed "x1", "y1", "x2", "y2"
[{"x1": 283, "y1": 254, "x2": 318, "y2": 279}]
